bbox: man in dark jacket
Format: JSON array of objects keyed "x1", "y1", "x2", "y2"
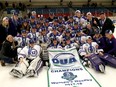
[
  {"x1": 0, "y1": 35, "x2": 17, "y2": 66},
  {"x1": 99, "y1": 12, "x2": 115, "y2": 36}
]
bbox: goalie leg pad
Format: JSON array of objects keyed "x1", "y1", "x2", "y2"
[
  {"x1": 88, "y1": 54, "x2": 105, "y2": 73},
  {"x1": 27, "y1": 57, "x2": 43, "y2": 77},
  {"x1": 99, "y1": 53, "x2": 116, "y2": 68},
  {"x1": 10, "y1": 59, "x2": 29, "y2": 78}
]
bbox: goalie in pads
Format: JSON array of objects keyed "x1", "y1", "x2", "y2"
[
  {"x1": 79, "y1": 36, "x2": 105, "y2": 73},
  {"x1": 10, "y1": 39, "x2": 43, "y2": 78}
]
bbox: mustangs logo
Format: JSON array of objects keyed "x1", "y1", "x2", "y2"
[
  {"x1": 52, "y1": 53, "x2": 77, "y2": 67},
  {"x1": 29, "y1": 49, "x2": 38, "y2": 57},
  {"x1": 62, "y1": 72, "x2": 77, "y2": 81}
]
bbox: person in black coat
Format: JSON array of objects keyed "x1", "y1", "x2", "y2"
[
  {"x1": 0, "y1": 35, "x2": 17, "y2": 66},
  {"x1": 0, "y1": 17, "x2": 15, "y2": 49},
  {"x1": 99, "y1": 12, "x2": 115, "y2": 36}
]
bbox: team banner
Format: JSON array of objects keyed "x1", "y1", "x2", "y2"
[{"x1": 47, "y1": 47, "x2": 101, "y2": 87}]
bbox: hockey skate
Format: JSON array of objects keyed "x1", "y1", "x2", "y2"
[
  {"x1": 99, "y1": 64, "x2": 105, "y2": 73},
  {"x1": 26, "y1": 69, "x2": 35, "y2": 77},
  {"x1": 9, "y1": 69, "x2": 23, "y2": 78},
  {"x1": 82, "y1": 58, "x2": 91, "y2": 67}
]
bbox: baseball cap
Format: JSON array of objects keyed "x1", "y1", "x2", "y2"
[
  {"x1": 75, "y1": 10, "x2": 81, "y2": 13},
  {"x1": 29, "y1": 39, "x2": 35, "y2": 44},
  {"x1": 105, "y1": 30, "x2": 113, "y2": 34},
  {"x1": 31, "y1": 25, "x2": 36, "y2": 29},
  {"x1": 100, "y1": 11, "x2": 105, "y2": 15},
  {"x1": 65, "y1": 37, "x2": 70, "y2": 41},
  {"x1": 45, "y1": 19, "x2": 49, "y2": 23},
  {"x1": 21, "y1": 29, "x2": 26, "y2": 33},
  {"x1": 86, "y1": 36, "x2": 92, "y2": 40},
  {"x1": 95, "y1": 30, "x2": 100, "y2": 34},
  {"x1": 65, "y1": 29, "x2": 70, "y2": 33},
  {"x1": 86, "y1": 12, "x2": 92, "y2": 15},
  {"x1": 31, "y1": 11, "x2": 36, "y2": 14},
  {"x1": 74, "y1": 22, "x2": 78, "y2": 25},
  {"x1": 30, "y1": 16, "x2": 35, "y2": 19},
  {"x1": 13, "y1": 12, "x2": 18, "y2": 16}
]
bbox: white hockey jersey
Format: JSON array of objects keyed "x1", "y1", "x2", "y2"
[
  {"x1": 73, "y1": 16, "x2": 87, "y2": 28},
  {"x1": 75, "y1": 35, "x2": 87, "y2": 46},
  {"x1": 79, "y1": 42, "x2": 103, "y2": 56},
  {"x1": 38, "y1": 34, "x2": 50, "y2": 44},
  {"x1": 14, "y1": 36, "x2": 30, "y2": 48},
  {"x1": 27, "y1": 32, "x2": 40, "y2": 44},
  {"x1": 64, "y1": 42, "x2": 78, "y2": 49},
  {"x1": 18, "y1": 45, "x2": 42, "y2": 60}
]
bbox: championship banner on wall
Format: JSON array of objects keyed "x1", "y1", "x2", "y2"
[{"x1": 47, "y1": 47, "x2": 101, "y2": 87}]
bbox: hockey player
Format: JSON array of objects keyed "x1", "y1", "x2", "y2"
[
  {"x1": 49, "y1": 27, "x2": 60, "y2": 39},
  {"x1": 14, "y1": 30, "x2": 30, "y2": 53},
  {"x1": 72, "y1": 22, "x2": 79, "y2": 33},
  {"x1": 61, "y1": 29, "x2": 75, "y2": 41},
  {"x1": 57, "y1": 24, "x2": 64, "y2": 35},
  {"x1": 93, "y1": 30, "x2": 107, "y2": 50},
  {"x1": 21, "y1": 19, "x2": 30, "y2": 33},
  {"x1": 79, "y1": 36, "x2": 105, "y2": 72},
  {"x1": 28, "y1": 25, "x2": 40, "y2": 45},
  {"x1": 39, "y1": 27, "x2": 50, "y2": 44},
  {"x1": 29, "y1": 16, "x2": 37, "y2": 27},
  {"x1": 73, "y1": 10, "x2": 87, "y2": 28},
  {"x1": 74, "y1": 30, "x2": 87, "y2": 47},
  {"x1": 64, "y1": 37, "x2": 78, "y2": 49},
  {"x1": 65, "y1": 16, "x2": 75, "y2": 29},
  {"x1": 79, "y1": 36, "x2": 103, "y2": 57},
  {"x1": 10, "y1": 39, "x2": 43, "y2": 78},
  {"x1": 58, "y1": 16, "x2": 65, "y2": 25},
  {"x1": 48, "y1": 37, "x2": 62, "y2": 49}
]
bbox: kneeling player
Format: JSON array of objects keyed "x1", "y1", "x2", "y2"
[
  {"x1": 10, "y1": 39, "x2": 43, "y2": 78},
  {"x1": 79, "y1": 36, "x2": 105, "y2": 72}
]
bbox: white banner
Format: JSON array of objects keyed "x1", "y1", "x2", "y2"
[{"x1": 47, "y1": 47, "x2": 101, "y2": 87}]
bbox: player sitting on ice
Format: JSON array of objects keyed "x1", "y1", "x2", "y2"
[
  {"x1": 10, "y1": 39, "x2": 43, "y2": 78},
  {"x1": 79, "y1": 36, "x2": 105, "y2": 72}
]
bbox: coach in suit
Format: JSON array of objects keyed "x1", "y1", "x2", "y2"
[{"x1": 99, "y1": 12, "x2": 115, "y2": 36}]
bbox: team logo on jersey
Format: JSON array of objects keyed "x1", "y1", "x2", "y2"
[
  {"x1": 52, "y1": 53, "x2": 77, "y2": 67},
  {"x1": 30, "y1": 49, "x2": 38, "y2": 57},
  {"x1": 62, "y1": 72, "x2": 77, "y2": 81},
  {"x1": 88, "y1": 46, "x2": 95, "y2": 53}
]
